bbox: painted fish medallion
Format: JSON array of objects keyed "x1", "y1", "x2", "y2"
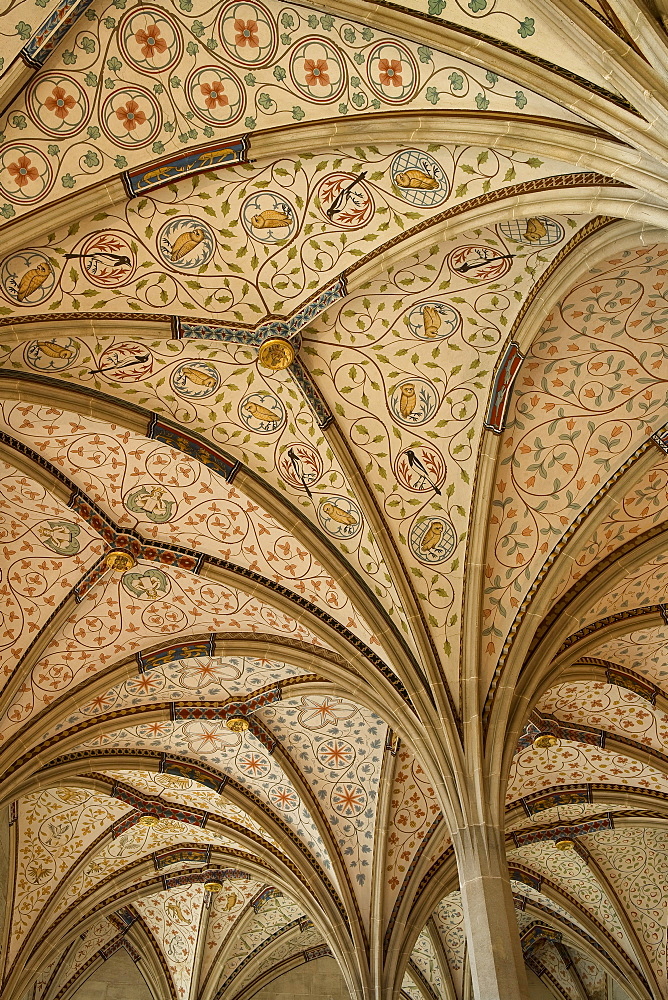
[
  {"x1": 241, "y1": 191, "x2": 297, "y2": 244},
  {"x1": 170, "y1": 361, "x2": 221, "y2": 399},
  {"x1": 269, "y1": 783, "x2": 299, "y2": 811},
  {"x1": 122, "y1": 568, "x2": 171, "y2": 600},
  {"x1": 409, "y1": 515, "x2": 457, "y2": 565},
  {"x1": 101, "y1": 87, "x2": 161, "y2": 148},
  {"x1": 79, "y1": 232, "x2": 136, "y2": 287},
  {"x1": 0, "y1": 145, "x2": 53, "y2": 204},
  {"x1": 316, "y1": 738, "x2": 356, "y2": 770},
  {"x1": 24, "y1": 337, "x2": 80, "y2": 371},
  {"x1": 367, "y1": 41, "x2": 419, "y2": 103},
  {"x1": 390, "y1": 149, "x2": 450, "y2": 207},
  {"x1": 316, "y1": 172, "x2": 375, "y2": 228},
  {"x1": 27, "y1": 73, "x2": 88, "y2": 137},
  {"x1": 497, "y1": 216, "x2": 565, "y2": 247},
  {"x1": 407, "y1": 300, "x2": 461, "y2": 340},
  {"x1": 446, "y1": 244, "x2": 513, "y2": 281},
  {"x1": 125, "y1": 484, "x2": 177, "y2": 522},
  {"x1": 239, "y1": 392, "x2": 286, "y2": 433},
  {"x1": 288, "y1": 37, "x2": 346, "y2": 103},
  {"x1": 119, "y1": 7, "x2": 183, "y2": 74},
  {"x1": 331, "y1": 782, "x2": 367, "y2": 817},
  {"x1": 96, "y1": 341, "x2": 154, "y2": 381},
  {"x1": 37, "y1": 520, "x2": 81, "y2": 555},
  {"x1": 186, "y1": 65, "x2": 245, "y2": 126},
  {"x1": 395, "y1": 445, "x2": 446, "y2": 493},
  {"x1": 157, "y1": 217, "x2": 216, "y2": 270},
  {"x1": 1, "y1": 250, "x2": 55, "y2": 306},
  {"x1": 317, "y1": 495, "x2": 363, "y2": 539},
  {"x1": 218, "y1": 0, "x2": 277, "y2": 66},
  {"x1": 389, "y1": 377, "x2": 439, "y2": 426}
]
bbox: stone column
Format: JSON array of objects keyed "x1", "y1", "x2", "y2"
[{"x1": 451, "y1": 821, "x2": 529, "y2": 1000}]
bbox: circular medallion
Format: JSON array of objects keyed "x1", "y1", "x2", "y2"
[
  {"x1": 241, "y1": 191, "x2": 297, "y2": 244},
  {"x1": 118, "y1": 6, "x2": 183, "y2": 74},
  {"x1": 95, "y1": 341, "x2": 153, "y2": 381},
  {"x1": 406, "y1": 300, "x2": 461, "y2": 340},
  {"x1": 366, "y1": 41, "x2": 419, "y2": 104},
  {"x1": 218, "y1": 0, "x2": 277, "y2": 67},
  {"x1": 269, "y1": 783, "x2": 299, "y2": 812},
  {"x1": 409, "y1": 516, "x2": 456, "y2": 565},
  {"x1": 125, "y1": 484, "x2": 177, "y2": 522},
  {"x1": 497, "y1": 216, "x2": 565, "y2": 247},
  {"x1": 170, "y1": 360, "x2": 221, "y2": 399},
  {"x1": 0, "y1": 145, "x2": 53, "y2": 205},
  {"x1": 122, "y1": 568, "x2": 171, "y2": 601},
  {"x1": 258, "y1": 338, "x2": 295, "y2": 370},
  {"x1": 0, "y1": 250, "x2": 55, "y2": 306},
  {"x1": 288, "y1": 36, "x2": 346, "y2": 104},
  {"x1": 331, "y1": 782, "x2": 367, "y2": 817},
  {"x1": 101, "y1": 87, "x2": 161, "y2": 148},
  {"x1": 317, "y1": 495, "x2": 363, "y2": 539},
  {"x1": 226, "y1": 716, "x2": 250, "y2": 732},
  {"x1": 36, "y1": 519, "x2": 81, "y2": 555},
  {"x1": 236, "y1": 749, "x2": 271, "y2": 777},
  {"x1": 388, "y1": 377, "x2": 439, "y2": 426},
  {"x1": 24, "y1": 337, "x2": 79, "y2": 371},
  {"x1": 317, "y1": 738, "x2": 356, "y2": 770},
  {"x1": 447, "y1": 244, "x2": 513, "y2": 282},
  {"x1": 157, "y1": 216, "x2": 216, "y2": 271},
  {"x1": 239, "y1": 392, "x2": 286, "y2": 433},
  {"x1": 395, "y1": 445, "x2": 446, "y2": 493},
  {"x1": 186, "y1": 65, "x2": 245, "y2": 126},
  {"x1": 316, "y1": 172, "x2": 375, "y2": 228},
  {"x1": 106, "y1": 551, "x2": 137, "y2": 572},
  {"x1": 277, "y1": 442, "x2": 323, "y2": 492},
  {"x1": 390, "y1": 149, "x2": 449, "y2": 207},
  {"x1": 27, "y1": 73, "x2": 89, "y2": 137},
  {"x1": 78, "y1": 232, "x2": 136, "y2": 287}
]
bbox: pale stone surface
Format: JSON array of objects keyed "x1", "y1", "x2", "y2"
[
  {"x1": 251, "y1": 956, "x2": 348, "y2": 1000},
  {"x1": 526, "y1": 970, "x2": 553, "y2": 1000},
  {"x1": 70, "y1": 951, "x2": 152, "y2": 1000}
]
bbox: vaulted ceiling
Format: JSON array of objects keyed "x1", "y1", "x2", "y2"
[{"x1": 2, "y1": 0, "x2": 668, "y2": 999}]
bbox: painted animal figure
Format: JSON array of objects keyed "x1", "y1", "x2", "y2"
[
  {"x1": 179, "y1": 366, "x2": 218, "y2": 387},
  {"x1": 243, "y1": 400, "x2": 281, "y2": 425},
  {"x1": 321, "y1": 502, "x2": 357, "y2": 525},
  {"x1": 422, "y1": 306, "x2": 441, "y2": 338},
  {"x1": 395, "y1": 169, "x2": 439, "y2": 189},
  {"x1": 167, "y1": 228, "x2": 205, "y2": 261},
  {"x1": 251, "y1": 209, "x2": 291, "y2": 229},
  {"x1": 524, "y1": 217, "x2": 547, "y2": 242},
  {"x1": 399, "y1": 383, "x2": 416, "y2": 418},
  {"x1": 17, "y1": 262, "x2": 51, "y2": 301},
  {"x1": 420, "y1": 520, "x2": 443, "y2": 552},
  {"x1": 165, "y1": 900, "x2": 188, "y2": 922}
]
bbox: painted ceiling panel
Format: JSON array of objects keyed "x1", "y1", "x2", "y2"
[
  {"x1": 45, "y1": 915, "x2": 120, "y2": 997},
  {"x1": 410, "y1": 927, "x2": 447, "y2": 1000},
  {"x1": 595, "y1": 626, "x2": 668, "y2": 685},
  {"x1": 507, "y1": 738, "x2": 668, "y2": 802},
  {"x1": 0, "y1": 0, "x2": 588, "y2": 226},
  {"x1": 483, "y1": 242, "x2": 668, "y2": 687},
  {"x1": 199, "y1": 872, "x2": 266, "y2": 990},
  {"x1": 133, "y1": 882, "x2": 207, "y2": 998},
  {"x1": 432, "y1": 889, "x2": 466, "y2": 995},
  {"x1": 7, "y1": 786, "x2": 128, "y2": 967}
]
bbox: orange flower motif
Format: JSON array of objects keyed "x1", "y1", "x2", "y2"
[
  {"x1": 135, "y1": 24, "x2": 167, "y2": 59},
  {"x1": 234, "y1": 19, "x2": 259, "y2": 47},
  {"x1": 7, "y1": 155, "x2": 38, "y2": 187},
  {"x1": 200, "y1": 81, "x2": 229, "y2": 109},
  {"x1": 116, "y1": 100, "x2": 146, "y2": 131},
  {"x1": 44, "y1": 85, "x2": 76, "y2": 119},
  {"x1": 304, "y1": 58, "x2": 329, "y2": 86},
  {"x1": 378, "y1": 58, "x2": 402, "y2": 86}
]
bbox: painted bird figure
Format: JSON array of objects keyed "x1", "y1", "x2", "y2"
[
  {"x1": 223, "y1": 893, "x2": 238, "y2": 911},
  {"x1": 422, "y1": 305, "x2": 442, "y2": 338},
  {"x1": 420, "y1": 520, "x2": 443, "y2": 553},
  {"x1": 167, "y1": 228, "x2": 205, "y2": 261},
  {"x1": 34, "y1": 342, "x2": 75, "y2": 358},
  {"x1": 287, "y1": 447, "x2": 313, "y2": 498},
  {"x1": 398, "y1": 383, "x2": 416, "y2": 419},
  {"x1": 524, "y1": 217, "x2": 547, "y2": 242},
  {"x1": 251, "y1": 209, "x2": 292, "y2": 229},
  {"x1": 321, "y1": 501, "x2": 357, "y2": 525},
  {"x1": 179, "y1": 366, "x2": 218, "y2": 387},
  {"x1": 17, "y1": 261, "x2": 51, "y2": 302},
  {"x1": 243, "y1": 400, "x2": 282, "y2": 425},
  {"x1": 395, "y1": 168, "x2": 439, "y2": 190}
]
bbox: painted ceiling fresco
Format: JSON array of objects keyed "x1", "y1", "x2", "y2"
[{"x1": 3, "y1": 0, "x2": 668, "y2": 997}]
